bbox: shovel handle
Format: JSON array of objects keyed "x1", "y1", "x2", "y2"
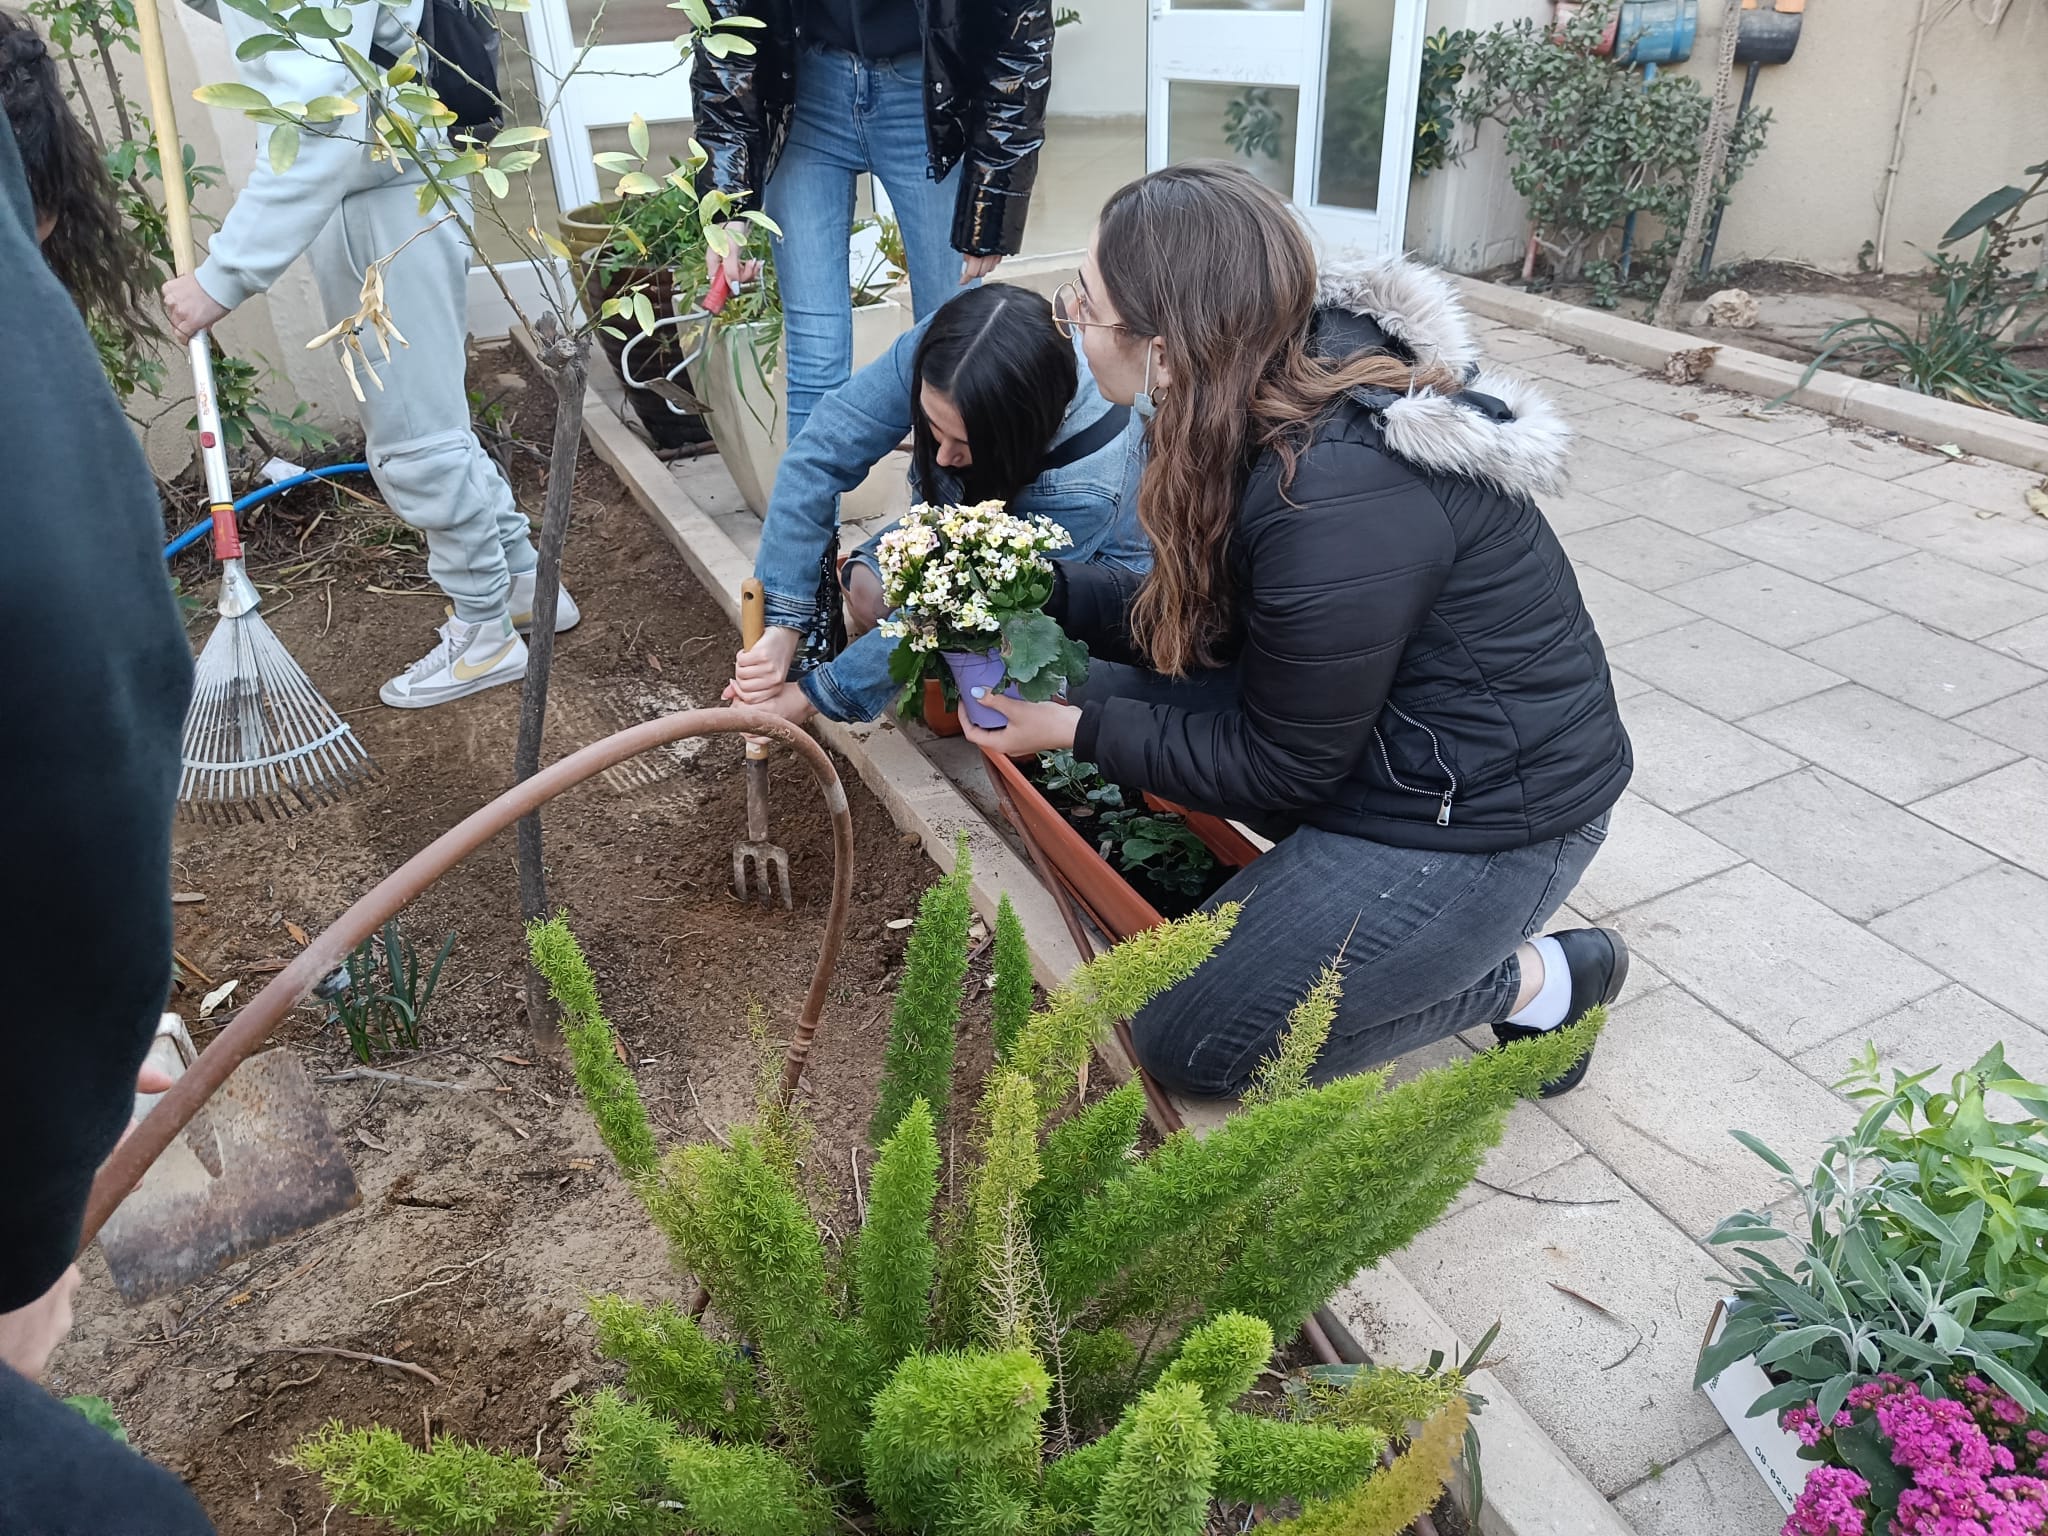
[{"x1": 739, "y1": 579, "x2": 769, "y2": 763}]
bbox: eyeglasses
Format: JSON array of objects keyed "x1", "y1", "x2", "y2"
[{"x1": 1052, "y1": 280, "x2": 1127, "y2": 340}]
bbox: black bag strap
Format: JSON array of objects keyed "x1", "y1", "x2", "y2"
[{"x1": 1037, "y1": 403, "x2": 1131, "y2": 476}]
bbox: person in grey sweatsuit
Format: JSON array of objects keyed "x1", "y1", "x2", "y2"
[{"x1": 160, "y1": 0, "x2": 579, "y2": 708}]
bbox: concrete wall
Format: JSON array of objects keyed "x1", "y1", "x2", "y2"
[
  {"x1": 1049, "y1": 0, "x2": 1149, "y2": 116},
  {"x1": 1405, "y1": 0, "x2": 2048, "y2": 277}
]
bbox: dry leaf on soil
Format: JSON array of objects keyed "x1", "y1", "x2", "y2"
[{"x1": 198, "y1": 979, "x2": 239, "y2": 1018}]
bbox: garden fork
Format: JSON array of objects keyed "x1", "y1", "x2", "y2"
[{"x1": 733, "y1": 579, "x2": 792, "y2": 908}]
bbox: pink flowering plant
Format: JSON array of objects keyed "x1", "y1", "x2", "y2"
[{"x1": 1781, "y1": 1372, "x2": 2048, "y2": 1536}]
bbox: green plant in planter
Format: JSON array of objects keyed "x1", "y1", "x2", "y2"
[
  {"x1": 294, "y1": 875, "x2": 1598, "y2": 1533},
  {"x1": 1096, "y1": 810, "x2": 1219, "y2": 902},
  {"x1": 879, "y1": 501, "x2": 1091, "y2": 713},
  {"x1": 1035, "y1": 750, "x2": 1126, "y2": 820},
  {"x1": 1699, "y1": 1049, "x2": 2048, "y2": 1426},
  {"x1": 1839, "y1": 1043, "x2": 2048, "y2": 1347}
]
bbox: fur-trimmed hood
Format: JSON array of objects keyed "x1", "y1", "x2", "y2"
[{"x1": 1315, "y1": 255, "x2": 1571, "y2": 502}]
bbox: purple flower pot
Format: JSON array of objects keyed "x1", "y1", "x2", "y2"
[{"x1": 941, "y1": 649, "x2": 1021, "y2": 729}]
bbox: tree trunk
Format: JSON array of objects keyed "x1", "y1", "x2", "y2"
[
  {"x1": 515, "y1": 320, "x2": 590, "y2": 1048},
  {"x1": 1652, "y1": 0, "x2": 1745, "y2": 329}
]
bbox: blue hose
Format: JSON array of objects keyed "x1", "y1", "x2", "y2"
[{"x1": 161, "y1": 462, "x2": 373, "y2": 560}]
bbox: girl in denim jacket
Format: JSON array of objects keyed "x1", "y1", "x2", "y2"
[{"x1": 729, "y1": 283, "x2": 1147, "y2": 725}]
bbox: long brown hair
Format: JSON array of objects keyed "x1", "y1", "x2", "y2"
[
  {"x1": 0, "y1": 10, "x2": 159, "y2": 346},
  {"x1": 1097, "y1": 162, "x2": 1459, "y2": 675}
]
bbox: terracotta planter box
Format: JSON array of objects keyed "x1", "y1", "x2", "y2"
[{"x1": 979, "y1": 748, "x2": 1260, "y2": 944}]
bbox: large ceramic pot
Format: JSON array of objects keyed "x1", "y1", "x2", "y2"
[
  {"x1": 557, "y1": 202, "x2": 710, "y2": 453},
  {"x1": 701, "y1": 296, "x2": 910, "y2": 516}
]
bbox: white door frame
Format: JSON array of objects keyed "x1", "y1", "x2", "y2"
[
  {"x1": 1145, "y1": 0, "x2": 1429, "y2": 259},
  {"x1": 524, "y1": 4, "x2": 695, "y2": 214}
]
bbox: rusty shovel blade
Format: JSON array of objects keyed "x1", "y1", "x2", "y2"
[{"x1": 96, "y1": 1048, "x2": 360, "y2": 1303}]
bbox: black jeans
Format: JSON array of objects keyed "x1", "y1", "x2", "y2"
[{"x1": 1073, "y1": 661, "x2": 1611, "y2": 1097}]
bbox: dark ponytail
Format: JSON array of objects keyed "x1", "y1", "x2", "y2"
[
  {"x1": 910, "y1": 283, "x2": 1078, "y2": 507},
  {"x1": 1, "y1": 9, "x2": 160, "y2": 347}
]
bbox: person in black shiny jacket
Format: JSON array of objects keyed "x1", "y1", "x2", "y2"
[
  {"x1": 963, "y1": 163, "x2": 1636, "y2": 1102},
  {"x1": 689, "y1": 0, "x2": 1053, "y2": 440}
]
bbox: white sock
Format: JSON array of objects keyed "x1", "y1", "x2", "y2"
[{"x1": 1506, "y1": 935, "x2": 1572, "y2": 1030}]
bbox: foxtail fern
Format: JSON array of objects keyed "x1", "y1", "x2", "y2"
[
  {"x1": 990, "y1": 894, "x2": 1033, "y2": 1061},
  {"x1": 530, "y1": 915, "x2": 658, "y2": 1178},
  {"x1": 1092, "y1": 1383, "x2": 1217, "y2": 1536},
  {"x1": 857, "y1": 1097, "x2": 941, "y2": 1372},
  {"x1": 871, "y1": 840, "x2": 974, "y2": 1144}
]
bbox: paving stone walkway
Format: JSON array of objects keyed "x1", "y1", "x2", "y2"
[
  {"x1": 1425, "y1": 317, "x2": 2048, "y2": 1533},
  {"x1": 657, "y1": 311, "x2": 2048, "y2": 1533}
]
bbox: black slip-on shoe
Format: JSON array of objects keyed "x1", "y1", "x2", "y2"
[{"x1": 1491, "y1": 927, "x2": 1629, "y2": 1098}]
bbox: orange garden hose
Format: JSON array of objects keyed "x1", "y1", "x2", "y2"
[{"x1": 81, "y1": 707, "x2": 854, "y2": 1251}]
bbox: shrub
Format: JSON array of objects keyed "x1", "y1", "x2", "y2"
[
  {"x1": 1457, "y1": 0, "x2": 1771, "y2": 305},
  {"x1": 299, "y1": 867, "x2": 1596, "y2": 1533}
]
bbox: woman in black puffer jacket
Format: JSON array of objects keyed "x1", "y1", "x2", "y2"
[{"x1": 962, "y1": 162, "x2": 1634, "y2": 1100}]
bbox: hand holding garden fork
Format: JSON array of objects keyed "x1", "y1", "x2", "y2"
[{"x1": 733, "y1": 580, "x2": 792, "y2": 907}]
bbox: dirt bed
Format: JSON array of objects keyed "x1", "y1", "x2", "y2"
[{"x1": 46, "y1": 344, "x2": 965, "y2": 1534}]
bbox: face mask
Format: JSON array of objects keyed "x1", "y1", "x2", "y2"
[{"x1": 1133, "y1": 345, "x2": 1161, "y2": 422}]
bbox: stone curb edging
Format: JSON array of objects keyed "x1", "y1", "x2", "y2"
[
  {"x1": 1453, "y1": 276, "x2": 2048, "y2": 477},
  {"x1": 571, "y1": 371, "x2": 1642, "y2": 1536}
]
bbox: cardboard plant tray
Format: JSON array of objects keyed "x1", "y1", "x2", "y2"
[{"x1": 1698, "y1": 1297, "x2": 1813, "y2": 1512}]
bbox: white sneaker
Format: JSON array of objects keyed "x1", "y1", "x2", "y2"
[
  {"x1": 509, "y1": 570, "x2": 581, "y2": 634},
  {"x1": 379, "y1": 615, "x2": 528, "y2": 709}
]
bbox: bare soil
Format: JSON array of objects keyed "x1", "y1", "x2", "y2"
[{"x1": 47, "y1": 342, "x2": 961, "y2": 1534}]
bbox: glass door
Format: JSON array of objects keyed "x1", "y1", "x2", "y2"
[
  {"x1": 1146, "y1": 0, "x2": 1428, "y2": 257},
  {"x1": 524, "y1": 0, "x2": 696, "y2": 217}
]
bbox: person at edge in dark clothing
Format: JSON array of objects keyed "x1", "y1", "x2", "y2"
[
  {"x1": 689, "y1": 0, "x2": 1054, "y2": 443},
  {"x1": 961, "y1": 162, "x2": 1634, "y2": 1103},
  {"x1": 0, "y1": 18, "x2": 211, "y2": 1532}
]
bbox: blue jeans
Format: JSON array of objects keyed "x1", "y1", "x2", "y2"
[
  {"x1": 1074, "y1": 662, "x2": 1612, "y2": 1098},
  {"x1": 764, "y1": 45, "x2": 964, "y2": 443}
]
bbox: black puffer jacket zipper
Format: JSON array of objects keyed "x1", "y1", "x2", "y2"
[{"x1": 1373, "y1": 703, "x2": 1458, "y2": 826}]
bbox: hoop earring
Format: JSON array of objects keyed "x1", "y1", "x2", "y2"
[{"x1": 1134, "y1": 345, "x2": 1163, "y2": 421}]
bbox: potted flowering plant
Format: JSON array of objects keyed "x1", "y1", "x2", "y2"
[
  {"x1": 878, "y1": 500, "x2": 1089, "y2": 729},
  {"x1": 1781, "y1": 1372, "x2": 2048, "y2": 1536}
]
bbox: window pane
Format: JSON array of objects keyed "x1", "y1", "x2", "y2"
[
  {"x1": 1169, "y1": 0, "x2": 1305, "y2": 11},
  {"x1": 1316, "y1": 0, "x2": 1397, "y2": 212},
  {"x1": 1166, "y1": 80, "x2": 1298, "y2": 198},
  {"x1": 470, "y1": 46, "x2": 562, "y2": 263},
  {"x1": 564, "y1": 0, "x2": 684, "y2": 47}
]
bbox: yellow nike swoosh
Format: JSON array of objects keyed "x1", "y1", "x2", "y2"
[{"x1": 452, "y1": 636, "x2": 519, "y2": 681}]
